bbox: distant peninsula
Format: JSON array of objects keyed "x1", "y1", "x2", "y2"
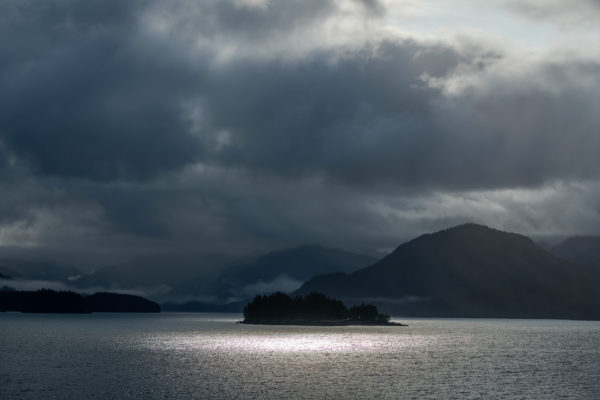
[
  {"x1": 241, "y1": 292, "x2": 405, "y2": 326},
  {"x1": 0, "y1": 288, "x2": 161, "y2": 313}
]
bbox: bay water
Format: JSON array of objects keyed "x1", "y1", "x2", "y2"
[{"x1": 1, "y1": 313, "x2": 599, "y2": 399}]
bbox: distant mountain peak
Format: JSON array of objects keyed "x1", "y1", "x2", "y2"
[
  {"x1": 446, "y1": 222, "x2": 490, "y2": 230},
  {"x1": 290, "y1": 244, "x2": 326, "y2": 251},
  {"x1": 296, "y1": 224, "x2": 600, "y2": 319},
  {"x1": 551, "y1": 235, "x2": 600, "y2": 265},
  {"x1": 436, "y1": 223, "x2": 522, "y2": 236},
  {"x1": 392, "y1": 223, "x2": 535, "y2": 256}
]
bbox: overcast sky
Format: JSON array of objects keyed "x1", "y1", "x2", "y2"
[{"x1": 0, "y1": 0, "x2": 599, "y2": 268}]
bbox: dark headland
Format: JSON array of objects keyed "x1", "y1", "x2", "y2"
[
  {"x1": 240, "y1": 292, "x2": 406, "y2": 326},
  {"x1": 0, "y1": 288, "x2": 161, "y2": 313}
]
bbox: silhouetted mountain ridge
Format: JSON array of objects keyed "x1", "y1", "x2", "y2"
[
  {"x1": 296, "y1": 224, "x2": 600, "y2": 319},
  {"x1": 551, "y1": 236, "x2": 600, "y2": 266},
  {"x1": 215, "y1": 245, "x2": 375, "y2": 295},
  {"x1": 73, "y1": 253, "x2": 229, "y2": 290},
  {"x1": 0, "y1": 271, "x2": 12, "y2": 280},
  {"x1": 163, "y1": 245, "x2": 375, "y2": 311},
  {"x1": 0, "y1": 259, "x2": 81, "y2": 282}
]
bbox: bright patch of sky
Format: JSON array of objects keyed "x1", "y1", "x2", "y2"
[{"x1": 383, "y1": 0, "x2": 597, "y2": 55}]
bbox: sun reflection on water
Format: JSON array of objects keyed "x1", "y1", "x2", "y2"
[
  {"x1": 140, "y1": 330, "x2": 432, "y2": 354},
  {"x1": 227, "y1": 334, "x2": 370, "y2": 353}
]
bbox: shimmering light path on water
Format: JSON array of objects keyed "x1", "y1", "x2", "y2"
[{"x1": 1, "y1": 313, "x2": 599, "y2": 399}]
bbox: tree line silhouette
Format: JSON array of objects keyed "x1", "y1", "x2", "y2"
[
  {"x1": 0, "y1": 289, "x2": 161, "y2": 313},
  {"x1": 242, "y1": 292, "x2": 391, "y2": 324}
]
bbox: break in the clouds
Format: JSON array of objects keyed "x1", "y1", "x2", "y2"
[
  {"x1": 503, "y1": 0, "x2": 600, "y2": 27},
  {"x1": 0, "y1": 0, "x2": 599, "y2": 267}
]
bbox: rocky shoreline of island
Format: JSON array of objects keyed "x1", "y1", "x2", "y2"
[{"x1": 240, "y1": 319, "x2": 407, "y2": 326}]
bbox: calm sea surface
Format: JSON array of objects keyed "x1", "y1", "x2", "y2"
[{"x1": 1, "y1": 313, "x2": 600, "y2": 399}]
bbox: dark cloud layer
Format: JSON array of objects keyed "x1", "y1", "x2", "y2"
[
  {"x1": 204, "y1": 41, "x2": 464, "y2": 184},
  {"x1": 0, "y1": 0, "x2": 204, "y2": 180},
  {"x1": 2, "y1": 0, "x2": 598, "y2": 188},
  {"x1": 196, "y1": 47, "x2": 600, "y2": 190},
  {"x1": 0, "y1": 0, "x2": 599, "y2": 266}
]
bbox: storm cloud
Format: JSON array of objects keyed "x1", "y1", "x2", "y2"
[{"x1": 0, "y1": 0, "x2": 598, "y2": 268}]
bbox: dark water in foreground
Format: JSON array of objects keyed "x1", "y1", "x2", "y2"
[{"x1": 1, "y1": 313, "x2": 600, "y2": 399}]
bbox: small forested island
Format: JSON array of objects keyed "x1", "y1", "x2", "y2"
[
  {"x1": 241, "y1": 292, "x2": 406, "y2": 326},
  {"x1": 0, "y1": 288, "x2": 161, "y2": 313}
]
